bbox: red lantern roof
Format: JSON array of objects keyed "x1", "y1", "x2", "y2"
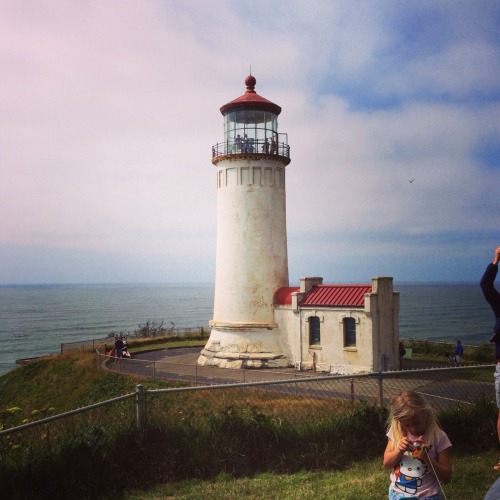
[{"x1": 220, "y1": 75, "x2": 282, "y2": 115}]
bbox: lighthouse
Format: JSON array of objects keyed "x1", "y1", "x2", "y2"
[{"x1": 198, "y1": 75, "x2": 291, "y2": 369}]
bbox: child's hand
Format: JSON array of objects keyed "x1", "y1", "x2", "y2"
[
  {"x1": 412, "y1": 436, "x2": 430, "y2": 459},
  {"x1": 397, "y1": 437, "x2": 415, "y2": 453},
  {"x1": 413, "y1": 436, "x2": 429, "y2": 450}
]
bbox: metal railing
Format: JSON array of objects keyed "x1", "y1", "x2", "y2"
[
  {"x1": 212, "y1": 139, "x2": 290, "y2": 159},
  {"x1": 0, "y1": 392, "x2": 136, "y2": 436},
  {"x1": 60, "y1": 336, "x2": 111, "y2": 355},
  {"x1": 1, "y1": 363, "x2": 495, "y2": 498},
  {"x1": 60, "y1": 327, "x2": 207, "y2": 355},
  {"x1": 0, "y1": 360, "x2": 494, "y2": 495},
  {"x1": 96, "y1": 348, "x2": 315, "y2": 384},
  {"x1": 2, "y1": 363, "x2": 495, "y2": 439}
]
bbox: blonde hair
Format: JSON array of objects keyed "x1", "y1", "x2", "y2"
[{"x1": 387, "y1": 390, "x2": 441, "y2": 449}]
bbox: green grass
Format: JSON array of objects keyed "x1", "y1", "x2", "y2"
[
  {"x1": 0, "y1": 342, "x2": 188, "y2": 423},
  {"x1": 2, "y1": 337, "x2": 500, "y2": 499},
  {"x1": 403, "y1": 339, "x2": 495, "y2": 365},
  {"x1": 128, "y1": 338, "x2": 206, "y2": 353},
  {"x1": 123, "y1": 451, "x2": 500, "y2": 500}
]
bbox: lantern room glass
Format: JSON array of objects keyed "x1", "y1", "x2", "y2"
[{"x1": 224, "y1": 109, "x2": 278, "y2": 153}]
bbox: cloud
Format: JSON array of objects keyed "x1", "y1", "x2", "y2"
[{"x1": 0, "y1": 0, "x2": 499, "y2": 283}]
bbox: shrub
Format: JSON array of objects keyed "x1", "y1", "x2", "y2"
[{"x1": 438, "y1": 396, "x2": 497, "y2": 451}]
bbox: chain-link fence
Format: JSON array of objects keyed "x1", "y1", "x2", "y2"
[
  {"x1": 2, "y1": 363, "x2": 495, "y2": 440},
  {"x1": 1, "y1": 363, "x2": 496, "y2": 498},
  {"x1": 141, "y1": 364, "x2": 495, "y2": 429},
  {"x1": 1, "y1": 362, "x2": 496, "y2": 497},
  {"x1": 0, "y1": 393, "x2": 136, "y2": 473},
  {"x1": 97, "y1": 349, "x2": 319, "y2": 384},
  {"x1": 95, "y1": 346, "x2": 497, "y2": 406}
]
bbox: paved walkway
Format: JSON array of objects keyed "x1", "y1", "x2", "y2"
[
  {"x1": 112, "y1": 347, "x2": 323, "y2": 384},
  {"x1": 104, "y1": 347, "x2": 496, "y2": 411},
  {"x1": 108, "y1": 346, "x2": 451, "y2": 385}
]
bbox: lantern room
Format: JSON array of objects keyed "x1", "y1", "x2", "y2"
[{"x1": 212, "y1": 75, "x2": 290, "y2": 163}]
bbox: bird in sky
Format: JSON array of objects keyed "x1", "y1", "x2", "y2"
[{"x1": 409, "y1": 178, "x2": 415, "y2": 183}]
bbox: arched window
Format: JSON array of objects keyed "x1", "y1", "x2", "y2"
[
  {"x1": 309, "y1": 316, "x2": 321, "y2": 345},
  {"x1": 343, "y1": 317, "x2": 356, "y2": 347}
]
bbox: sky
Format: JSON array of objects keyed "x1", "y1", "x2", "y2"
[{"x1": 1, "y1": 0, "x2": 499, "y2": 284}]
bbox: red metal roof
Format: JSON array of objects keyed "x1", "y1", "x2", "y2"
[
  {"x1": 220, "y1": 75, "x2": 282, "y2": 115},
  {"x1": 274, "y1": 284, "x2": 372, "y2": 307},
  {"x1": 300, "y1": 284, "x2": 372, "y2": 307},
  {"x1": 274, "y1": 286, "x2": 300, "y2": 305}
]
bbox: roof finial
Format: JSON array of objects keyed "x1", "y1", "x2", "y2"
[
  {"x1": 249, "y1": 64, "x2": 252, "y2": 75},
  {"x1": 245, "y1": 74, "x2": 256, "y2": 93}
]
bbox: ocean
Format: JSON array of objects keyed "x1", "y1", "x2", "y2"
[{"x1": 0, "y1": 282, "x2": 495, "y2": 376}]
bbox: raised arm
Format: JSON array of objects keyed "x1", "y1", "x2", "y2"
[
  {"x1": 480, "y1": 247, "x2": 500, "y2": 317},
  {"x1": 495, "y1": 247, "x2": 500, "y2": 266}
]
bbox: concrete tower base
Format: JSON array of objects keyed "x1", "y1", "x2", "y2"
[{"x1": 198, "y1": 326, "x2": 289, "y2": 369}]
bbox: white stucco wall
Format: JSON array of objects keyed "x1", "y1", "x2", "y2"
[
  {"x1": 212, "y1": 158, "x2": 289, "y2": 326},
  {"x1": 275, "y1": 277, "x2": 400, "y2": 374},
  {"x1": 200, "y1": 155, "x2": 291, "y2": 369}
]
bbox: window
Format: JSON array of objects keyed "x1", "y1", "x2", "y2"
[
  {"x1": 224, "y1": 108, "x2": 278, "y2": 153},
  {"x1": 309, "y1": 316, "x2": 321, "y2": 345},
  {"x1": 343, "y1": 317, "x2": 356, "y2": 347}
]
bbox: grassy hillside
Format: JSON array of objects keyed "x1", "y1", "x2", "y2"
[
  {"x1": 1, "y1": 341, "x2": 499, "y2": 499},
  {"x1": 0, "y1": 346, "x2": 184, "y2": 424}
]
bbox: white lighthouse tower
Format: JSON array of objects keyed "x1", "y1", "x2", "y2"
[{"x1": 198, "y1": 75, "x2": 291, "y2": 369}]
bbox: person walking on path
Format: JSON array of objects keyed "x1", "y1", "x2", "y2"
[{"x1": 480, "y1": 246, "x2": 500, "y2": 470}]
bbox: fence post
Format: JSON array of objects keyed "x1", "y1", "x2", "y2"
[
  {"x1": 136, "y1": 384, "x2": 145, "y2": 441},
  {"x1": 60, "y1": 343, "x2": 64, "y2": 355},
  {"x1": 377, "y1": 372, "x2": 384, "y2": 409}
]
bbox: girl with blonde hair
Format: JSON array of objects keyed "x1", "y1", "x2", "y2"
[{"x1": 383, "y1": 390, "x2": 452, "y2": 499}]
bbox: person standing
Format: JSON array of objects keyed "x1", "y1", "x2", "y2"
[
  {"x1": 480, "y1": 246, "x2": 500, "y2": 470},
  {"x1": 453, "y1": 340, "x2": 463, "y2": 365},
  {"x1": 234, "y1": 134, "x2": 242, "y2": 152},
  {"x1": 398, "y1": 342, "x2": 406, "y2": 370},
  {"x1": 383, "y1": 390, "x2": 452, "y2": 499},
  {"x1": 114, "y1": 335, "x2": 125, "y2": 359}
]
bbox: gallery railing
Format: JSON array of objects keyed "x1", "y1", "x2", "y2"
[{"x1": 212, "y1": 139, "x2": 290, "y2": 160}]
